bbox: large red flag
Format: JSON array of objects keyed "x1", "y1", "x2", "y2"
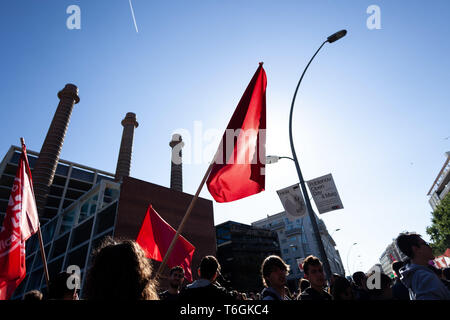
[
  {"x1": 206, "y1": 63, "x2": 267, "y2": 202},
  {"x1": 136, "y1": 205, "x2": 195, "y2": 282},
  {"x1": 0, "y1": 142, "x2": 40, "y2": 299}
]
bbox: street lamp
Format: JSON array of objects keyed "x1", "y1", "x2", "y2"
[
  {"x1": 347, "y1": 242, "x2": 358, "y2": 277},
  {"x1": 266, "y1": 155, "x2": 294, "y2": 164},
  {"x1": 287, "y1": 29, "x2": 347, "y2": 280},
  {"x1": 331, "y1": 228, "x2": 341, "y2": 237}
]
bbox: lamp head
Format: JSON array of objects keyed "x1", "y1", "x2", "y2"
[{"x1": 327, "y1": 29, "x2": 347, "y2": 43}]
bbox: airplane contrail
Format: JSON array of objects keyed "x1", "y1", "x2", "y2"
[{"x1": 129, "y1": 0, "x2": 139, "y2": 33}]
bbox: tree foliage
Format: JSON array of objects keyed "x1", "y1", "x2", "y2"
[{"x1": 427, "y1": 192, "x2": 450, "y2": 256}]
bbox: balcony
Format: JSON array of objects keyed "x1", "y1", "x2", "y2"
[{"x1": 285, "y1": 227, "x2": 302, "y2": 237}]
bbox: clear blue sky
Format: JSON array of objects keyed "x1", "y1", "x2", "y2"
[{"x1": 1, "y1": 0, "x2": 449, "y2": 274}]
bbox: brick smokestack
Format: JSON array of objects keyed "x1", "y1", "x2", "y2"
[
  {"x1": 33, "y1": 84, "x2": 80, "y2": 219},
  {"x1": 169, "y1": 133, "x2": 184, "y2": 192},
  {"x1": 115, "y1": 112, "x2": 139, "y2": 182}
]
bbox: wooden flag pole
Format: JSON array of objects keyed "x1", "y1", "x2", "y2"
[
  {"x1": 20, "y1": 137, "x2": 50, "y2": 289},
  {"x1": 155, "y1": 151, "x2": 219, "y2": 278},
  {"x1": 37, "y1": 227, "x2": 50, "y2": 288}
]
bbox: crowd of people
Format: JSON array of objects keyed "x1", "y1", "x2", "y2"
[{"x1": 22, "y1": 232, "x2": 450, "y2": 301}]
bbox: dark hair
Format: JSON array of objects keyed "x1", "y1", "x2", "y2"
[
  {"x1": 331, "y1": 275, "x2": 352, "y2": 301},
  {"x1": 199, "y1": 256, "x2": 220, "y2": 280},
  {"x1": 302, "y1": 255, "x2": 322, "y2": 275},
  {"x1": 396, "y1": 232, "x2": 422, "y2": 258},
  {"x1": 391, "y1": 260, "x2": 404, "y2": 277},
  {"x1": 299, "y1": 278, "x2": 310, "y2": 293},
  {"x1": 367, "y1": 273, "x2": 392, "y2": 298},
  {"x1": 352, "y1": 271, "x2": 366, "y2": 287},
  {"x1": 261, "y1": 255, "x2": 289, "y2": 287},
  {"x1": 84, "y1": 237, "x2": 159, "y2": 300},
  {"x1": 48, "y1": 272, "x2": 77, "y2": 299},
  {"x1": 170, "y1": 266, "x2": 185, "y2": 276},
  {"x1": 23, "y1": 290, "x2": 43, "y2": 301}
]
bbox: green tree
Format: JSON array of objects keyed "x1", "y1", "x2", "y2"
[{"x1": 427, "y1": 192, "x2": 450, "y2": 256}]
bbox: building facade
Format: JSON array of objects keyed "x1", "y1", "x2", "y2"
[
  {"x1": 215, "y1": 221, "x2": 280, "y2": 293},
  {"x1": 0, "y1": 145, "x2": 116, "y2": 226},
  {"x1": 379, "y1": 239, "x2": 408, "y2": 277},
  {"x1": 251, "y1": 211, "x2": 345, "y2": 289},
  {"x1": 428, "y1": 151, "x2": 450, "y2": 210}
]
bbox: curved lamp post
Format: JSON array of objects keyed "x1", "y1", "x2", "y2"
[
  {"x1": 347, "y1": 242, "x2": 358, "y2": 277},
  {"x1": 288, "y1": 29, "x2": 347, "y2": 280}
]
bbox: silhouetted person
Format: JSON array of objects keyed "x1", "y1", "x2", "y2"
[
  {"x1": 352, "y1": 271, "x2": 370, "y2": 300},
  {"x1": 331, "y1": 275, "x2": 353, "y2": 300},
  {"x1": 23, "y1": 290, "x2": 43, "y2": 301},
  {"x1": 368, "y1": 272, "x2": 393, "y2": 300},
  {"x1": 84, "y1": 238, "x2": 159, "y2": 300},
  {"x1": 159, "y1": 266, "x2": 185, "y2": 301},
  {"x1": 391, "y1": 261, "x2": 410, "y2": 300},
  {"x1": 260, "y1": 255, "x2": 291, "y2": 300},
  {"x1": 298, "y1": 255, "x2": 332, "y2": 301},
  {"x1": 396, "y1": 232, "x2": 450, "y2": 300},
  {"x1": 178, "y1": 255, "x2": 235, "y2": 302},
  {"x1": 296, "y1": 278, "x2": 310, "y2": 299}
]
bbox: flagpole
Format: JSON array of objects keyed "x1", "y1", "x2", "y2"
[
  {"x1": 37, "y1": 227, "x2": 50, "y2": 288},
  {"x1": 155, "y1": 152, "x2": 217, "y2": 278},
  {"x1": 20, "y1": 138, "x2": 50, "y2": 289}
]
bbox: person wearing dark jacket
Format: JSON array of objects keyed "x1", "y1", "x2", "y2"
[
  {"x1": 396, "y1": 232, "x2": 450, "y2": 300},
  {"x1": 391, "y1": 261, "x2": 410, "y2": 300},
  {"x1": 178, "y1": 255, "x2": 236, "y2": 302},
  {"x1": 298, "y1": 255, "x2": 332, "y2": 301}
]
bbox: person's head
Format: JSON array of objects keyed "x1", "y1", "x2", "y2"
[
  {"x1": 23, "y1": 290, "x2": 43, "y2": 301},
  {"x1": 367, "y1": 273, "x2": 392, "y2": 300},
  {"x1": 261, "y1": 255, "x2": 289, "y2": 289},
  {"x1": 298, "y1": 278, "x2": 310, "y2": 293},
  {"x1": 302, "y1": 255, "x2": 325, "y2": 289},
  {"x1": 352, "y1": 271, "x2": 367, "y2": 289},
  {"x1": 331, "y1": 275, "x2": 353, "y2": 300},
  {"x1": 85, "y1": 237, "x2": 159, "y2": 300},
  {"x1": 169, "y1": 266, "x2": 185, "y2": 289},
  {"x1": 198, "y1": 255, "x2": 220, "y2": 281},
  {"x1": 391, "y1": 260, "x2": 404, "y2": 278},
  {"x1": 396, "y1": 233, "x2": 434, "y2": 262},
  {"x1": 48, "y1": 272, "x2": 79, "y2": 300}
]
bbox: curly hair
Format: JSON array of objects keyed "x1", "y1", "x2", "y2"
[{"x1": 84, "y1": 237, "x2": 159, "y2": 300}]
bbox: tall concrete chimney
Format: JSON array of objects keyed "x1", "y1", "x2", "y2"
[
  {"x1": 33, "y1": 84, "x2": 80, "y2": 219},
  {"x1": 169, "y1": 133, "x2": 184, "y2": 192},
  {"x1": 115, "y1": 112, "x2": 139, "y2": 182}
]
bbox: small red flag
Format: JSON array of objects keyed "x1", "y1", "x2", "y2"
[
  {"x1": 0, "y1": 142, "x2": 40, "y2": 299},
  {"x1": 136, "y1": 205, "x2": 195, "y2": 282},
  {"x1": 206, "y1": 63, "x2": 267, "y2": 202}
]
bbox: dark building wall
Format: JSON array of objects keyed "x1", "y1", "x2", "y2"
[
  {"x1": 216, "y1": 221, "x2": 280, "y2": 293},
  {"x1": 114, "y1": 176, "x2": 216, "y2": 282}
]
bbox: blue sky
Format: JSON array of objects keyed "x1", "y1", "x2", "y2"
[{"x1": 1, "y1": 0, "x2": 449, "y2": 275}]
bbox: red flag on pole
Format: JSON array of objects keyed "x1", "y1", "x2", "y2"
[
  {"x1": 0, "y1": 142, "x2": 40, "y2": 299},
  {"x1": 136, "y1": 205, "x2": 195, "y2": 282},
  {"x1": 206, "y1": 63, "x2": 267, "y2": 203}
]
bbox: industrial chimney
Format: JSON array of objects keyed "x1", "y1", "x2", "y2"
[
  {"x1": 33, "y1": 84, "x2": 80, "y2": 220},
  {"x1": 115, "y1": 112, "x2": 139, "y2": 182},
  {"x1": 169, "y1": 133, "x2": 184, "y2": 192}
]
